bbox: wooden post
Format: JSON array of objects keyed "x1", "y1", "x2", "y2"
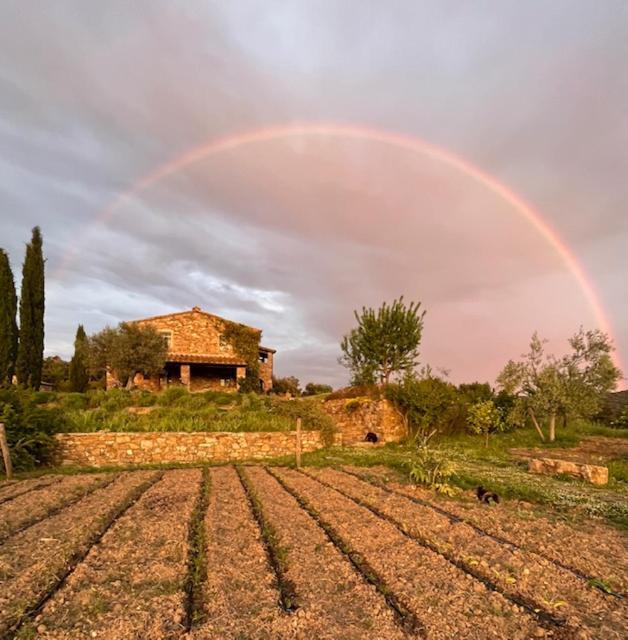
[
  {"x1": 0, "y1": 423, "x2": 12, "y2": 481},
  {"x1": 295, "y1": 417, "x2": 302, "y2": 469}
]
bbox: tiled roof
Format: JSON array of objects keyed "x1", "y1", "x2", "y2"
[{"x1": 167, "y1": 353, "x2": 247, "y2": 366}]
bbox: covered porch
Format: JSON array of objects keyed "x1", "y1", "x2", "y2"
[{"x1": 165, "y1": 354, "x2": 247, "y2": 392}]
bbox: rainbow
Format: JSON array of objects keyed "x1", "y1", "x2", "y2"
[{"x1": 57, "y1": 122, "x2": 623, "y2": 373}]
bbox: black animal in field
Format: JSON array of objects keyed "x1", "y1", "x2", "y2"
[
  {"x1": 364, "y1": 432, "x2": 379, "y2": 443},
  {"x1": 476, "y1": 486, "x2": 500, "y2": 505}
]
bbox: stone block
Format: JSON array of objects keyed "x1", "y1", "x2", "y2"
[{"x1": 528, "y1": 457, "x2": 609, "y2": 485}]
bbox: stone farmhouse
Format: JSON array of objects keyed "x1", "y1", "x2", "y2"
[{"x1": 106, "y1": 306, "x2": 275, "y2": 393}]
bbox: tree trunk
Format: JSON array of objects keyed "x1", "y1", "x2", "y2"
[
  {"x1": 548, "y1": 413, "x2": 556, "y2": 442},
  {"x1": 529, "y1": 410, "x2": 546, "y2": 442}
]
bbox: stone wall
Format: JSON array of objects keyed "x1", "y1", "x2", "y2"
[
  {"x1": 55, "y1": 430, "x2": 329, "y2": 467},
  {"x1": 323, "y1": 398, "x2": 407, "y2": 445},
  {"x1": 528, "y1": 457, "x2": 609, "y2": 485}
]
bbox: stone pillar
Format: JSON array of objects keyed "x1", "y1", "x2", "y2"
[{"x1": 180, "y1": 364, "x2": 191, "y2": 389}]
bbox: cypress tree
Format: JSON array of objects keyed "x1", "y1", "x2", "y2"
[
  {"x1": 69, "y1": 324, "x2": 89, "y2": 392},
  {"x1": 0, "y1": 249, "x2": 18, "y2": 385},
  {"x1": 16, "y1": 227, "x2": 45, "y2": 388}
]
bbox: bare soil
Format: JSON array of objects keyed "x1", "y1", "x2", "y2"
[
  {"x1": 0, "y1": 473, "x2": 114, "y2": 542},
  {"x1": 33, "y1": 470, "x2": 199, "y2": 639},
  {"x1": 351, "y1": 465, "x2": 628, "y2": 594},
  {"x1": 309, "y1": 467, "x2": 626, "y2": 638},
  {"x1": 0, "y1": 466, "x2": 625, "y2": 640},
  {"x1": 510, "y1": 436, "x2": 628, "y2": 465}
]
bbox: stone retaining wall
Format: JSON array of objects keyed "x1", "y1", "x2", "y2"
[
  {"x1": 55, "y1": 430, "x2": 331, "y2": 467},
  {"x1": 528, "y1": 457, "x2": 609, "y2": 485},
  {"x1": 323, "y1": 398, "x2": 406, "y2": 445}
]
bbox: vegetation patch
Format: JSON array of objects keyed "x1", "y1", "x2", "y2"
[{"x1": 184, "y1": 467, "x2": 211, "y2": 629}]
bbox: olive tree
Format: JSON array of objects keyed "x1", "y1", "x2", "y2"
[
  {"x1": 497, "y1": 329, "x2": 621, "y2": 442},
  {"x1": 89, "y1": 322, "x2": 167, "y2": 389}
]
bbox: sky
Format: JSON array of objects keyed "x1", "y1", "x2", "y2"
[{"x1": 1, "y1": 1, "x2": 627, "y2": 389}]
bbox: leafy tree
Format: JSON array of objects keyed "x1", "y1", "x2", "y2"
[
  {"x1": 340, "y1": 297, "x2": 425, "y2": 384},
  {"x1": 498, "y1": 330, "x2": 621, "y2": 442},
  {"x1": 69, "y1": 325, "x2": 89, "y2": 392},
  {"x1": 385, "y1": 370, "x2": 459, "y2": 446},
  {"x1": 303, "y1": 382, "x2": 333, "y2": 396},
  {"x1": 16, "y1": 227, "x2": 45, "y2": 388},
  {"x1": 466, "y1": 399, "x2": 504, "y2": 446},
  {"x1": 0, "y1": 249, "x2": 18, "y2": 385},
  {"x1": 89, "y1": 322, "x2": 167, "y2": 389},
  {"x1": 272, "y1": 375, "x2": 301, "y2": 396},
  {"x1": 458, "y1": 382, "x2": 494, "y2": 404},
  {"x1": 42, "y1": 356, "x2": 70, "y2": 389}
]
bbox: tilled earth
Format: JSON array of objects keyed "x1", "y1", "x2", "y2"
[{"x1": 0, "y1": 466, "x2": 625, "y2": 640}]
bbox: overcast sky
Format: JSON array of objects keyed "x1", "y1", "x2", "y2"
[{"x1": 1, "y1": 1, "x2": 626, "y2": 389}]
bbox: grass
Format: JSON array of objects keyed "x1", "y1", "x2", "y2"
[{"x1": 50, "y1": 389, "x2": 336, "y2": 438}]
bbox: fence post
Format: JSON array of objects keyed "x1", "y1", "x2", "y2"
[
  {"x1": 295, "y1": 417, "x2": 302, "y2": 469},
  {"x1": 0, "y1": 423, "x2": 12, "y2": 481}
]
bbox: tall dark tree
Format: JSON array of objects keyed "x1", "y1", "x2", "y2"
[
  {"x1": 16, "y1": 227, "x2": 45, "y2": 388},
  {"x1": 0, "y1": 249, "x2": 18, "y2": 385},
  {"x1": 69, "y1": 324, "x2": 89, "y2": 392}
]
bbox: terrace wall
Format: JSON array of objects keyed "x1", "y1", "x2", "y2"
[
  {"x1": 323, "y1": 398, "x2": 407, "y2": 445},
  {"x1": 55, "y1": 430, "x2": 334, "y2": 467}
]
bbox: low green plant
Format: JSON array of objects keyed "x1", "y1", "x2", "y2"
[{"x1": 407, "y1": 446, "x2": 457, "y2": 495}]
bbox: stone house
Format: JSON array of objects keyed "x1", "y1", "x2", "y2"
[{"x1": 106, "y1": 306, "x2": 275, "y2": 393}]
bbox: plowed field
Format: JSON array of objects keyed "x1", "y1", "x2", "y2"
[{"x1": 1, "y1": 467, "x2": 625, "y2": 640}]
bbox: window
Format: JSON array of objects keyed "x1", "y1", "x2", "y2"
[
  {"x1": 159, "y1": 331, "x2": 172, "y2": 349},
  {"x1": 259, "y1": 351, "x2": 268, "y2": 363}
]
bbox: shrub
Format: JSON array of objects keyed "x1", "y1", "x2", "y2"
[
  {"x1": 466, "y1": 399, "x2": 504, "y2": 446},
  {"x1": 0, "y1": 387, "x2": 65, "y2": 470},
  {"x1": 157, "y1": 386, "x2": 188, "y2": 406},
  {"x1": 60, "y1": 392, "x2": 90, "y2": 411},
  {"x1": 408, "y1": 446, "x2": 457, "y2": 495},
  {"x1": 326, "y1": 385, "x2": 383, "y2": 401},
  {"x1": 611, "y1": 407, "x2": 628, "y2": 429}
]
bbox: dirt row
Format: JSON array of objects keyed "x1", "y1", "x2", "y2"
[
  {"x1": 29, "y1": 469, "x2": 200, "y2": 639},
  {"x1": 346, "y1": 465, "x2": 628, "y2": 594},
  {"x1": 271, "y1": 467, "x2": 542, "y2": 639},
  {"x1": 191, "y1": 465, "x2": 284, "y2": 639},
  {"x1": 0, "y1": 473, "x2": 115, "y2": 543},
  {"x1": 308, "y1": 467, "x2": 627, "y2": 639},
  {"x1": 0, "y1": 471, "x2": 160, "y2": 638},
  {"x1": 245, "y1": 466, "x2": 409, "y2": 639},
  {"x1": 0, "y1": 475, "x2": 63, "y2": 506}
]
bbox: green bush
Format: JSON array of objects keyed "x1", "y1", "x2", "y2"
[
  {"x1": 157, "y1": 386, "x2": 188, "y2": 406},
  {"x1": 32, "y1": 390, "x2": 56, "y2": 405},
  {"x1": 60, "y1": 392, "x2": 90, "y2": 411},
  {"x1": 0, "y1": 388, "x2": 66, "y2": 470}
]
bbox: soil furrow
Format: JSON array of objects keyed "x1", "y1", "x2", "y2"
[
  {"x1": 272, "y1": 467, "x2": 543, "y2": 640},
  {"x1": 265, "y1": 466, "x2": 424, "y2": 637},
  {"x1": 191, "y1": 466, "x2": 286, "y2": 640},
  {"x1": 311, "y1": 468, "x2": 627, "y2": 638},
  {"x1": 0, "y1": 470, "x2": 160, "y2": 639},
  {"x1": 0, "y1": 475, "x2": 63, "y2": 506},
  {"x1": 248, "y1": 466, "x2": 413, "y2": 639},
  {"x1": 0, "y1": 473, "x2": 117, "y2": 543},
  {"x1": 344, "y1": 466, "x2": 628, "y2": 597},
  {"x1": 26, "y1": 469, "x2": 198, "y2": 639},
  {"x1": 237, "y1": 466, "x2": 299, "y2": 613},
  {"x1": 184, "y1": 467, "x2": 211, "y2": 630}
]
